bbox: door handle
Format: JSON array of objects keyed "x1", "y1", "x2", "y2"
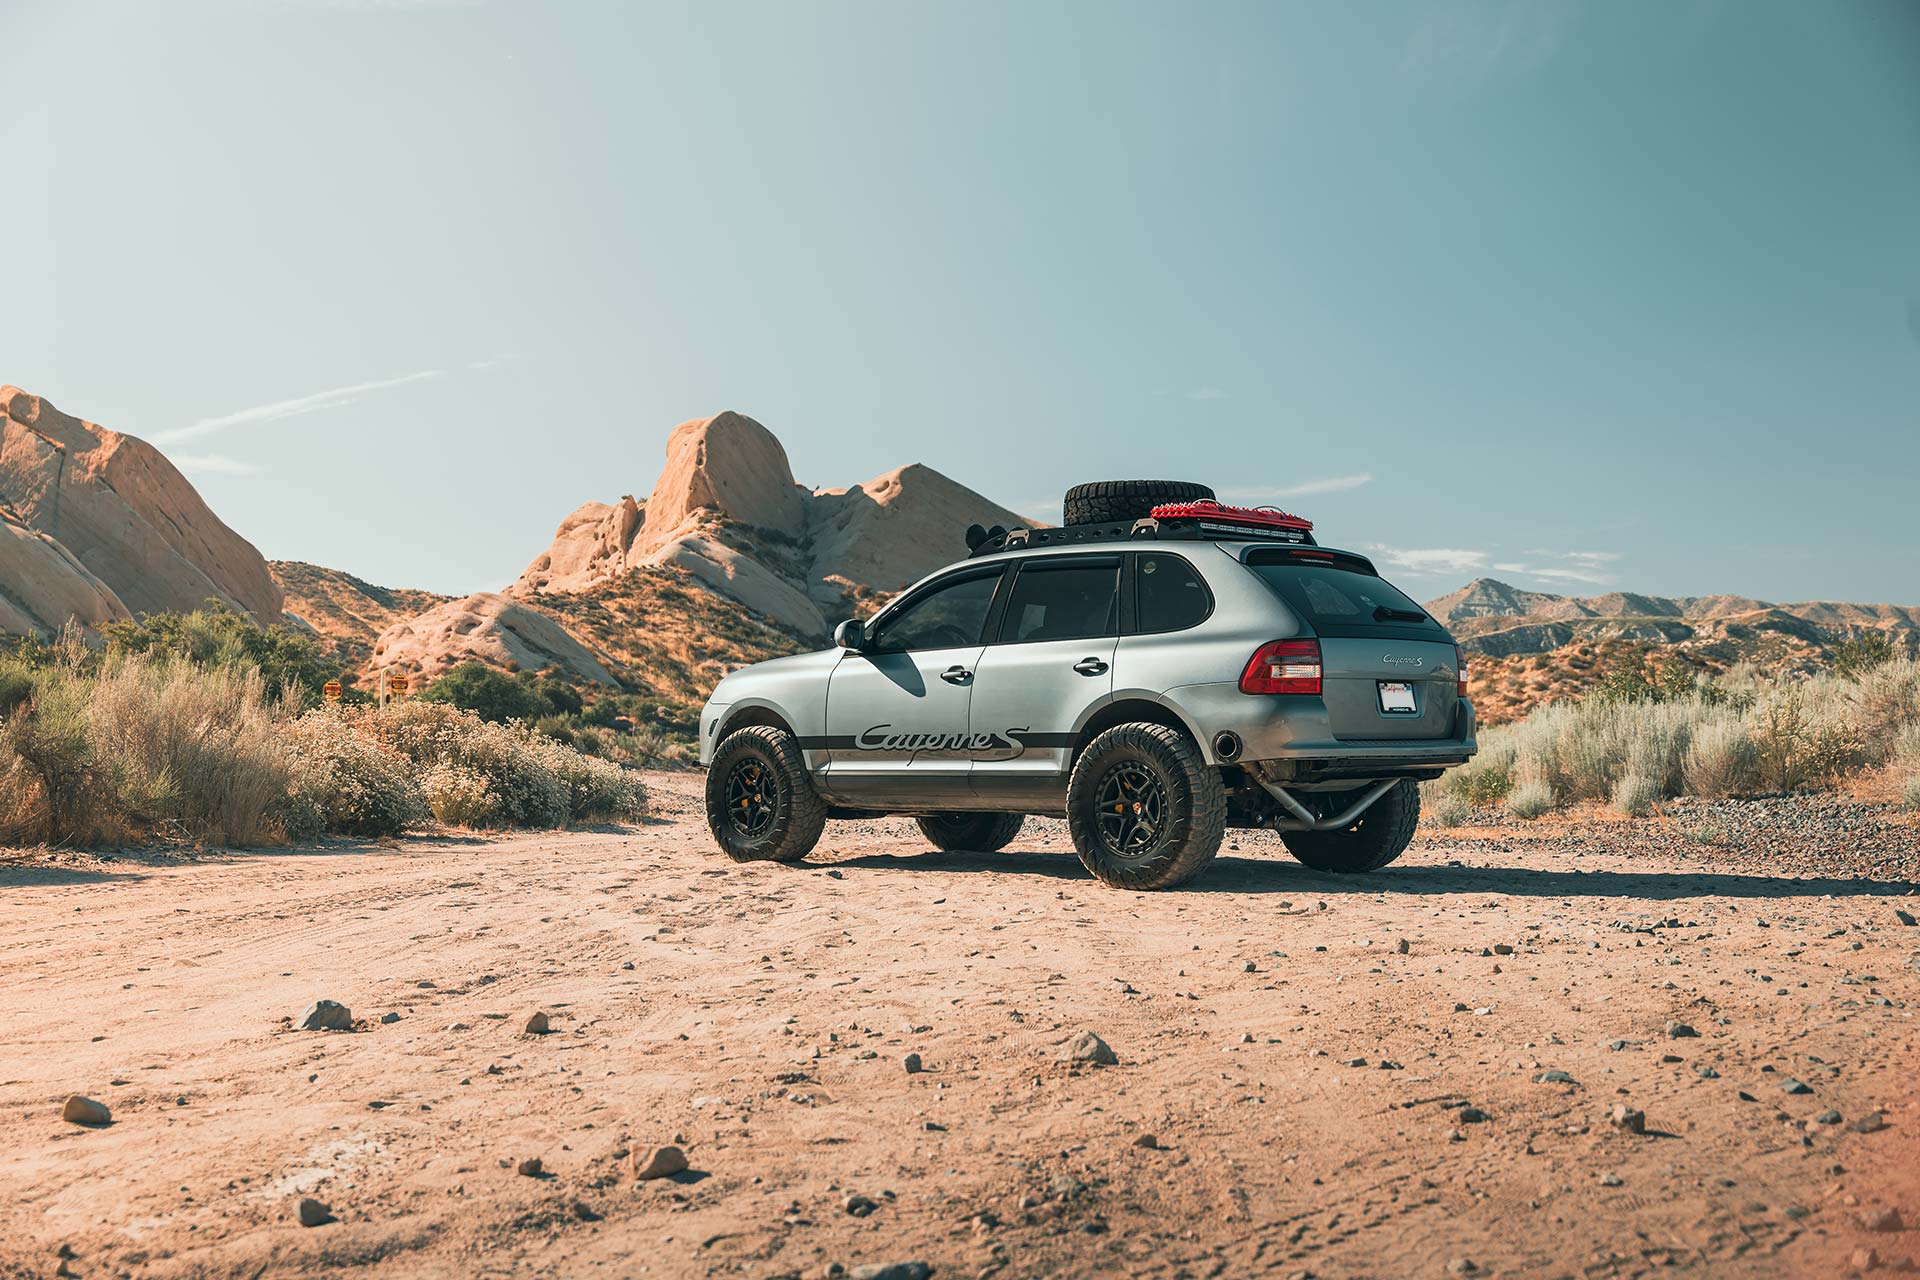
[
  {"x1": 1073, "y1": 657, "x2": 1109, "y2": 676},
  {"x1": 941, "y1": 666, "x2": 972, "y2": 685}
]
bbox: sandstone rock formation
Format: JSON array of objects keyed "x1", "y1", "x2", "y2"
[
  {"x1": 638, "y1": 411, "x2": 807, "y2": 550},
  {"x1": 0, "y1": 386, "x2": 282, "y2": 625},
  {"x1": 513, "y1": 410, "x2": 1033, "y2": 639},
  {"x1": 271, "y1": 561, "x2": 453, "y2": 671},
  {"x1": 0, "y1": 501, "x2": 131, "y2": 637},
  {"x1": 368, "y1": 592, "x2": 617, "y2": 686}
]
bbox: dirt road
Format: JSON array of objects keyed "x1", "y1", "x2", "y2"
[{"x1": 3, "y1": 774, "x2": 1916, "y2": 1279}]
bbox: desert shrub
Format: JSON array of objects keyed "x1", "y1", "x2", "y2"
[
  {"x1": 86, "y1": 657, "x2": 291, "y2": 845},
  {"x1": 1424, "y1": 787, "x2": 1473, "y2": 827},
  {"x1": 1894, "y1": 723, "x2": 1920, "y2": 770},
  {"x1": 1902, "y1": 774, "x2": 1920, "y2": 813},
  {"x1": 1684, "y1": 719, "x2": 1759, "y2": 797},
  {"x1": 280, "y1": 710, "x2": 428, "y2": 839},
  {"x1": 419, "y1": 763, "x2": 496, "y2": 827},
  {"x1": 1831, "y1": 631, "x2": 1896, "y2": 680},
  {"x1": 0, "y1": 659, "x2": 33, "y2": 715},
  {"x1": 516, "y1": 730, "x2": 649, "y2": 822},
  {"x1": 417, "y1": 661, "x2": 547, "y2": 724},
  {"x1": 1611, "y1": 772, "x2": 1661, "y2": 818},
  {"x1": 0, "y1": 664, "x2": 116, "y2": 844},
  {"x1": 1506, "y1": 778, "x2": 1554, "y2": 819},
  {"x1": 571, "y1": 726, "x2": 605, "y2": 757},
  {"x1": 376, "y1": 701, "x2": 568, "y2": 827},
  {"x1": 418, "y1": 661, "x2": 588, "y2": 725},
  {"x1": 1587, "y1": 653, "x2": 1704, "y2": 706},
  {"x1": 102, "y1": 603, "x2": 333, "y2": 704},
  {"x1": 1849, "y1": 659, "x2": 1920, "y2": 761}
]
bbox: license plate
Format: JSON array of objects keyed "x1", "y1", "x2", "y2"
[{"x1": 1378, "y1": 681, "x2": 1417, "y2": 714}]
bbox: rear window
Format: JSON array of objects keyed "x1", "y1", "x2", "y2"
[{"x1": 1244, "y1": 557, "x2": 1446, "y2": 641}]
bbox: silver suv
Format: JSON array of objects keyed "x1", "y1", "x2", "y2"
[{"x1": 699, "y1": 481, "x2": 1477, "y2": 889}]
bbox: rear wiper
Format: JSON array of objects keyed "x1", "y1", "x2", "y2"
[{"x1": 1374, "y1": 606, "x2": 1427, "y2": 623}]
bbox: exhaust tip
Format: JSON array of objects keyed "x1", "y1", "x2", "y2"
[{"x1": 1213, "y1": 731, "x2": 1242, "y2": 762}]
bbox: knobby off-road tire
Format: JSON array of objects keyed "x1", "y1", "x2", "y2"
[
  {"x1": 705, "y1": 726, "x2": 828, "y2": 863},
  {"x1": 914, "y1": 812, "x2": 1026, "y2": 853},
  {"x1": 1279, "y1": 780, "x2": 1420, "y2": 873},
  {"x1": 1061, "y1": 480, "x2": 1216, "y2": 527},
  {"x1": 1066, "y1": 723, "x2": 1227, "y2": 890}
]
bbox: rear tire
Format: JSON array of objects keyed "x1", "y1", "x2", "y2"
[
  {"x1": 1066, "y1": 724, "x2": 1227, "y2": 889},
  {"x1": 914, "y1": 812, "x2": 1025, "y2": 852},
  {"x1": 1279, "y1": 780, "x2": 1420, "y2": 873},
  {"x1": 1062, "y1": 480, "x2": 1215, "y2": 527},
  {"x1": 705, "y1": 726, "x2": 828, "y2": 863}
]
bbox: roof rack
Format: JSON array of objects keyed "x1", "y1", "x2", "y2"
[{"x1": 965, "y1": 507, "x2": 1319, "y2": 558}]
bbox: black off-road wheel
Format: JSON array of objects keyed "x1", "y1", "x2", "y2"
[
  {"x1": 914, "y1": 812, "x2": 1025, "y2": 853},
  {"x1": 1066, "y1": 724, "x2": 1227, "y2": 889},
  {"x1": 1279, "y1": 780, "x2": 1420, "y2": 873},
  {"x1": 705, "y1": 726, "x2": 828, "y2": 863},
  {"x1": 1062, "y1": 480, "x2": 1216, "y2": 527}
]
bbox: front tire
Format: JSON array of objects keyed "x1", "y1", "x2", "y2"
[
  {"x1": 705, "y1": 726, "x2": 828, "y2": 863},
  {"x1": 1066, "y1": 724, "x2": 1227, "y2": 889},
  {"x1": 1279, "y1": 780, "x2": 1419, "y2": 873},
  {"x1": 914, "y1": 812, "x2": 1025, "y2": 852}
]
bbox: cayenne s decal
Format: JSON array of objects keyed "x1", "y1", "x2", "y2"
[{"x1": 856, "y1": 724, "x2": 1029, "y2": 753}]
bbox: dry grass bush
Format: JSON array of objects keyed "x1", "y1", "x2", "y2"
[
  {"x1": 280, "y1": 710, "x2": 428, "y2": 839},
  {"x1": 1903, "y1": 774, "x2": 1920, "y2": 813},
  {"x1": 1611, "y1": 772, "x2": 1662, "y2": 818},
  {"x1": 1448, "y1": 658, "x2": 1920, "y2": 818},
  {"x1": 419, "y1": 763, "x2": 496, "y2": 827},
  {"x1": 0, "y1": 639, "x2": 646, "y2": 847}
]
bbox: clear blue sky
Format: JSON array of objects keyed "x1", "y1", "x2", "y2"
[{"x1": 4, "y1": 0, "x2": 1917, "y2": 604}]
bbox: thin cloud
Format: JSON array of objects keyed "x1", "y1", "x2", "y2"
[
  {"x1": 1217, "y1": 474, "x2": 1374, "y2": 503},
  {"x1": 1368, "y1": 545, "x2": 1490, "y2": 576},
  {"x1": 171, "y1": 453, "x2": 261, "y2": 477},
  {"x1": 1526, "y1": 548, "x2": 1621, "y2": 565},
  {"x1": 155, "y1": 369, "x2": 443, "y2": 444},
  {"x1": 1527, "y1": 565, "x2": 1619, "y2": 586},
  {"x1": 1187, "y1": 388, "x2": 1227, "y2": 402}
]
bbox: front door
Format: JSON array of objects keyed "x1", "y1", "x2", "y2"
[
  {"x1": 968, "y1": 555, "x2": 1121, "y2": 802},
  {"x1": 822, "y1": 565, "x2": 1005, "y2": 807}
]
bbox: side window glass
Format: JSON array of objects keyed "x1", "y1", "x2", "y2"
[
  {"x1": 998, "y1": 561, "x2": 1119, "y2": 644},
  {"x1": 1136, "y1": 553, "x2": 1210, "y2": 633},
  {"x1": 869, "y1": 572, "x2": 999, "y2": 652}
]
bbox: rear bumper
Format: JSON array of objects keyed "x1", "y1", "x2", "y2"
[{"x1": 1161, "y1": 681, "x2": 1477, "y2": 774}]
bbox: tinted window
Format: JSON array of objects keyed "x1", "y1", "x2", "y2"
[
  {"x1": 870, "y1": 571, "x2": 1000, "y2": 652},
  {"x1": 999, "y1": 559, "x2": 1119, "y2": 643},
  {"x1": 1244, "y1": 560, "x2": 1444, "y2": 640},
  {"x1": 1135, "y1": 552, "x2": 1210, "y2": 633}
]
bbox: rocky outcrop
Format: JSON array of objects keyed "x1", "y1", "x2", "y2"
[
  {"x1": 513, "y1": 411, "x2": 1035, "y2": 639},
  {"x1": 805, "y1": 463, "x2": 1030, "y2": 608},
  {"x1": 368, "y1": 592, "x2": 617, "y2": 686},
  {"x1": 637, "y1": 412, "x2": 806, "y2": 550},
  {"x1": 271, "y1": 561, "x2": 454, "y2": 671},
  {"x1": 0, "y1": 386, "x2": 282, "y2": 625},
  {"x1": 517, "y1": 498, "x2": 646, "y2": 595},
  {"x1": 0, "y1": 502, "x2": 131, "y2": 637}
]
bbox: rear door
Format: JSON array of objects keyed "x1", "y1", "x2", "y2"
[
  {"x1": 1242, "y1": 553, "x2": 1461, "y2": 740},
  {"x1": 967, "y1": 554, "x2": 1121, "y2": 793},
  {"x1": 823, "y1": 564, "x2": 1005, "y2": 804}
]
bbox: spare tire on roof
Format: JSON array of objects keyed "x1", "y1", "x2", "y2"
[{"x1": 1061, "y1": 480, "x2": 1216, "y2": 527}]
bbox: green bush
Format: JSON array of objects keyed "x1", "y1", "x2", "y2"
[
  {"x1": 102, "y1": 603, "x2": 334, "y2": 704},
  {"x1": 417, "y1": 661, "x2": 547, "y2": 723},
  {"x1": 1832, "y1": 631, "x2": 1896, "y2": 680}
]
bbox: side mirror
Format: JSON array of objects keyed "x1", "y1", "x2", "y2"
[{"x1": 833, "y1": 618, "x2": 866, "y2": 651}]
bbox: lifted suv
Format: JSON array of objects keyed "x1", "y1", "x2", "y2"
[{"x1": 699, "y1": 481, "x2": 1477, "y2": 889}]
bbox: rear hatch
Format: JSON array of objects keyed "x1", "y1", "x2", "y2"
[{"x1": 1242, "y1": 550, "x2": 1461, "y2": 741}]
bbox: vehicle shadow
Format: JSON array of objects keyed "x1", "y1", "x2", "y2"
[{"x1": 829, "y1": 848, "x2": 1920, "y2": 901}]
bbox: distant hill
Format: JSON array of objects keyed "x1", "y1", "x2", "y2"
[
  {"x1": 1426, "y1": 577, "x2": 1920, "y2": 723},
  {"x1": 271, "y1": 561, "x2": 451, "y2": 675}
]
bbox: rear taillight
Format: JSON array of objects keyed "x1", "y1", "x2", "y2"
[
  {"x1": 1455, "y1": 643, "x2": 1468, "y2": 697},
  {"x1": 1241, "y1": 639, "x2": 1322, "y2": 695}
]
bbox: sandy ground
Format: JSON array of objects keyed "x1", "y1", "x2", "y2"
[{"x1": 3, "y1": 773, "x2": 1917, "y2": 1280}]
